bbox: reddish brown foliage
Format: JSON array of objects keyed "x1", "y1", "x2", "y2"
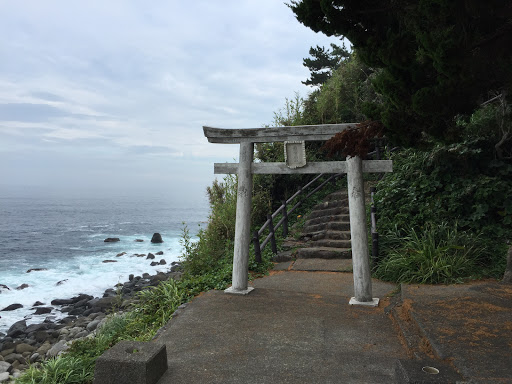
[{"x1": 322, "y1": 120, "x2": 384, "y2": 158}]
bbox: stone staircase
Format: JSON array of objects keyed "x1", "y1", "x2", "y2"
[{"x1": 279, "y1": 190, "x2": 352, "y2": 262}]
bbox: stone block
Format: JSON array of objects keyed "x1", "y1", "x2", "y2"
[
  {"x1": 94, "y1": 341, "x2": 167, "y2": 384},
  {"x1": 395, "y1": 359, "x2": 463, "y2": 384}
]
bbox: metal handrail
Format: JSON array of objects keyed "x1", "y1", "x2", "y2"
[
  {"x1": 252, "y1": 142, "x2": 387, "y2": 263},
  {"x1": 253, "y1": 172, "x2": 344, "y2": 262}
]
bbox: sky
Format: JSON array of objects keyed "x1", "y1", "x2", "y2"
[{"x1": 0, "y1": 1, "x2": 339, "y2": 205}]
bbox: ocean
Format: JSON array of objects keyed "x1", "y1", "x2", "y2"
[{"x1": 0, "y1": 194, "x2": 209, "y2": 334}]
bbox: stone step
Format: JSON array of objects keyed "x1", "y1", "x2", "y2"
[
  {"x1": 311, "y1": 198, "x2": 348, "y2": 212},
  {"x1": 313, "y1": 239, "x2": 352, "y2": 249},
  {"x1": 296, "y1": 247, "x2": 351, "y2": 259},
  {"x1": 323, "y1": 191, "x2": 348, "y2": 202},
  {"x1": 305, "y1": 214, "x2": 350, "y2": 227},
  {"x1": 303, "y1": 221, "x2": 351, "y2": 233},
  {"x1": 290, "y1": 258, "x2": 352, "y2": 272},
  {"x1": 301, "y1": 230, "x2": 351, "y2": 241},
  {"x1": 307, "y1": 206, "x2": 349, "y2": 220}
]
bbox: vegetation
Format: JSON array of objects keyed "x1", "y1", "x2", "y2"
[
  {"x1": 289, "y1": 0, "x2": 512, "y2": 149},
  {"x1": 374, "y1": 223, "x2": 495, "y2": 284},
  {"x1": 302, "y1": 43, "x2": 350, "y2": 87}
]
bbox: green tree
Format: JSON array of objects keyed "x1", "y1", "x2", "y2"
[
  {"x1": 288, "y1": 0, "x2": 512, "y2": 147},
  {"x1": 302, "y1": 43, "x2": 350, "y2": 87}
]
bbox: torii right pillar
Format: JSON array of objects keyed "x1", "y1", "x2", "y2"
[{"x1": 346, "y1": 155, "x2": 379, "y2": 307}]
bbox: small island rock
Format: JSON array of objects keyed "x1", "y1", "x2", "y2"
[
  {"x1": 151, "y1": 233, "x2": 163, "y2": 243},
  {"x1": 104, "y1": 238, "x2": 120, "y2": 243}
]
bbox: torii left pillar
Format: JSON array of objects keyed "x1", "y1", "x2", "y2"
[{"x1": 224, "y1": 142, "x2": 254, "y2": 295}]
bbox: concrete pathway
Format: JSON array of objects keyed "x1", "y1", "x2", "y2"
[
  {"x1": 155, "y1": 265, "x2": 408, "y2": 384},
  {"x1": 396, "y1": 281, "x2": 512, "y2": 383}
]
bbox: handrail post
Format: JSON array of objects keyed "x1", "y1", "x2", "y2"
[
  {"x1": 282, "y1": 200, "x2": 288, "y2": 238},
  {"x1": 370, "y1": 187, "x2": 378, "y2": 263},
  {"x1": 267, "y1": 214, "x2": 278, "y2": 254},
  {"x1": 253, "y1": 231, "x2": 262, "y2": 263}
]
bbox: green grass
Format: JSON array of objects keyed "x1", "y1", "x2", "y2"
[{"x1": 374, "y1": 222, "x2": 492, "y2": 284}]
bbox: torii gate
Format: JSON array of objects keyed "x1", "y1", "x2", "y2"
[{"x1": 204, "y1": 123, "x2": 392, "y2": 306}]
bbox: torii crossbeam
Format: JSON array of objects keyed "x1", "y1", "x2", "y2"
[{"x1": 204, "y1": 123, "x2": 392, "y2": 306}]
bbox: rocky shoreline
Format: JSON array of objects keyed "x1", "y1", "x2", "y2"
[{"x1": 0, "y1": 259, "x2": 183, "y2": 382}]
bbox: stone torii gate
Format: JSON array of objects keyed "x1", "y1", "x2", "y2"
[{"x1": 204, "y1": 123, "x2": 392, "y2": 306}]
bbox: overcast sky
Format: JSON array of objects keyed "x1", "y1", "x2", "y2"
[{"x1": 0, "y1": 1, "x2": 338, "y2": 204}]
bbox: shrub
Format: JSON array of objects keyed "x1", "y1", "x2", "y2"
[{"x1": 375, "y1": 138, "x2": 512, "y2": 280}]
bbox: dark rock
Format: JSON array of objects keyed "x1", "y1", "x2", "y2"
[
  {"x1": 142, "y1": 273, "x2": 150, "y2": 279},
  {"x1": 34, "y1": 330, "x2": 50, "y2": 343},
  {"x1": 73, "y1": 298, "x2": 89, "y2": 308},
  {"x1": 68, "y1": 308, "x2": 85, "y2": 316},
  {"x1": 56, "y1": 279, "x2": 68, "y2": 286},
  {"x1": 170, "y1": 264, "x2": 183, "y2": 272},
  {"x1": 25, "y1": 323, "x2": 50, "y2": 333},
  {"x1": 150, "y1": 262, "x2": 158, "y2": 266},
  {"x1": 58, "y1": 316, "x2": 77, "y2": 325},
  {"x1": 15, "y1": 343, "x2": 36, "y2": 354},
  {"x1": 129, "y1": 274, "x2": 134, "y2": 281},
  {"x1": 93, "y1": 297, "x2": 118, "y2": 311},
  {"x1": 7, "y1": 320, "x2": 27, "y2": 338},
  {"x1": 16, "y1": 284, "x2": 29, "y2": 290},
  {"x1": 1, "y1": 304, "x2": 23, "y2": 311},
  {"x1": 26, "y1": 268, "x2": 47, "y2": 273},
  {"x1": 33, "y1": 307, "x2": 52, "y2": 315},
  {"x1": 3, "y1": 353, "x2": 24, "y2": 364},
  {"x1": 51, "y1": 298, "x2": 74, "y2": 306},
  {"x1": 104, "y1": 238, "x2": 120, "y2": 243},
  {"x1": 156, "y1": 251, "x2": 164, "y2": 255},
  {"x1": 51, "y1": 294, "x2": 92, "y2": 306},
  {"x1": 86, "y1": 319, "x2": 101, "y2": 332},
  {"x1": 159, "y1": 259, "x2": 166, "y2": 265},
  {"x1": 0, "y1": 284, "x2": 10, "y2": 290},
  {"x1": 121, "y1": 287, "x2": 132, "y2": 295},
  {"x1": 146, "y1": 253, "x2": 155, "y2": 260},
  {"x1": 116, "y1": 252, "x2": 126, "y2": 257},
  {"x1": 135, "y1": 239, "x2": 144, "y2": 242},
  {"x1": 102, "y1": 260, "x2": 117, "y2": 263},
  {"x1": 33, "y1": 301, "x2": 44, "y2": 306},
  {"x1": 151, "y1": 233, "x2": 163, "y2": 243}
]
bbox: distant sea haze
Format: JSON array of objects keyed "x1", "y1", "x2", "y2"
[{"x1": 0, "y1": 194, "x2": 208, "y2": 334}]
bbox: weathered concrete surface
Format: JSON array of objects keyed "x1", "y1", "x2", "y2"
[
  {"x1": 399, "y1": 281, "x2": 512, "y2": 382},
  {"x1": 291, "y1": 258, "x2": 352, "y2": 272},
  {"x1": 155, "y1": 271, "x2": 407, "y2": 384},
  {"x1": 94, "y1": 341, "x2": 167, "y2": 384}
]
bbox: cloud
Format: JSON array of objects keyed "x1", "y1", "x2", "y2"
[{"x1": 0, "y1": 1, "x2": 340, "y2": 197}]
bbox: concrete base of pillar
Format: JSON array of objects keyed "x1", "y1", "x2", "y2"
[
  {"x1": 349, "y1": 297, "x2": 380, "y2": 307},
  {"x1": 224, "y1": 286, "x2": 255, "y2": 295}
]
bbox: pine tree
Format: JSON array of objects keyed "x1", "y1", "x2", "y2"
[
  {"x1": 289, "y1": 0, "x2": 512, "y2": 146},
  {"x1": 302, "y1": 43, "x2": 350, "y2": 87}
]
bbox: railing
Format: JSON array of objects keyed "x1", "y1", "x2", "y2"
[
  {"x1": 253, "y1": 144, "x2": 386, "y2": 263},
  {"x1": 252, "y1": 173, "x2": 345, "y2": 262}
]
